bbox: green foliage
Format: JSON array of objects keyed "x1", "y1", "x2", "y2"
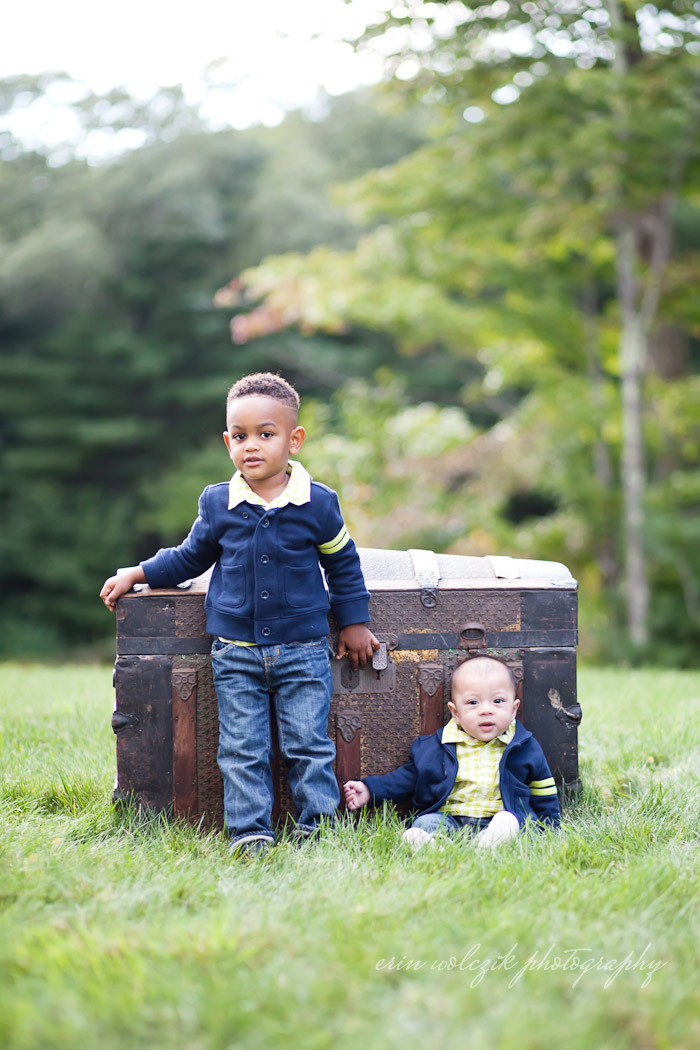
[
  {"x1": 229, "y1": 1, "x2": 700, "y2": 663},
  {"x1": 2, "y1": 664, "x2": 700, "y2": 1049},
  {"x1": 0, "y1": 81, "x2": 429, "y2": 656},
  {"x1": 3, "y1": 20, "x2": 699, "y2": 662},
  {"x1": 300, "y1": 377, "x2": 474, "y2": 552}
]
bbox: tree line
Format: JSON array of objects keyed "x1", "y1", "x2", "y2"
[
  {"x1": 1, "y1": 0, "x2": 699, "y2": 665},
  {"x1": 0, "y1": 78, "x2": 429, "y2": 656},
  {"x1": 223, "y1": 0, "x2": 700, "y2": 665}
]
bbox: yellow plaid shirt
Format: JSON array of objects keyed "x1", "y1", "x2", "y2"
[
  {"x1": 441, "y1": 718, "x2": 516, "y2": 818},
  {"x1": 220, "y1": 461, "x2": 311, "y2": 647}
]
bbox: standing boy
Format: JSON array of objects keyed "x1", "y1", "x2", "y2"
[
  {"x1": 101, "y1": 372, "x2": 378, "y2": 856},
  {"x1": 344, "y1": 656, "x2": 560, "y2": 847}
]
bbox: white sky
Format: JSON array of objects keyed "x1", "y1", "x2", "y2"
[{"x1": 2, "y1": 0, "x2": 390, "y2": 152}]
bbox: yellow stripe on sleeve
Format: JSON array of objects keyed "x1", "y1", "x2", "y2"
[
  {"x1": 318, "y1": 526, "x2": 350, "y2": 556},
  {"x1": 530, "y1": 786, "x2": 558, "y2": 796},
  {"x1": 530, "y1": 778, "x2": 556, "y2": 788}
]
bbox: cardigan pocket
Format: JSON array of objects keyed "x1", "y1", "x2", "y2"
[
  {"x1": 216, "y1": 565, "x2": 246, "y2": 610},
  {"x1": 284, "y1": 565, "x2": 323, "y2": 608}
]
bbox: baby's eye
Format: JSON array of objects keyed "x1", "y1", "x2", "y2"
[
  {"x1": 232, "y1": 433, "x2": 246, "y2": 441},
  {"x1": 261, "y1": 431, "x2": 274, "y2": 439},
  {"x1": 466, "y1": 699, "x2": 479, "y2": 706},
  {"x1": 493, "y1": 697, "x2": 506, "y2": 704}
]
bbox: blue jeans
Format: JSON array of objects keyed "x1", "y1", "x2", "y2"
[
  {"x1": 411, "y1": 811, "x2": 493, "y2": 836},
  {"x1": 211, "y1": 636, "x2": 339, "y2": 839}
]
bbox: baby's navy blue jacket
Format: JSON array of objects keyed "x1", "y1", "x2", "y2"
[
  {"x1": 141, "y1": 479, "x2": 370, "y2": 645},
  {"x1": 363, "y1": 721, "x2": 561, "y2": 829}
]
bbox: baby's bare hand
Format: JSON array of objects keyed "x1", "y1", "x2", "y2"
[{"x1": 343, "y1": 780, "x2": 370, "y2": 811}]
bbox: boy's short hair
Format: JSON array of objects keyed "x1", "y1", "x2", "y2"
[
  {"x1": 226, "y1": 372, "x2": 300, "y2": 413},
  {"x1": 452, "y1": 655, "x2": 518, "y2": 694}
]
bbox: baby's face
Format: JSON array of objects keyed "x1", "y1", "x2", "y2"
[{"x1": 448, "y1": 660, "x2": 519, "y2": 742}]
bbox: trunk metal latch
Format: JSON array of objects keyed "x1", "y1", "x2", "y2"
[
  {"x1": 459, "y1": 622, "x2": 486, "y2": 651},
  {"x1": 409, "y1": 548, "x2": 441, "y2": 608},
  {"x1": 372, "y1": 643, "x2": 388, "y2": 671},
  {"x1": 333, "y1": 642, "x2": 395, "y2": 693}
]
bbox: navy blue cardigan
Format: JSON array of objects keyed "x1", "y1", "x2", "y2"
[
  {"x1": 363, "y1": 721, "x2": 561, "y2": 829},
  {"x1": 141, "y1": 479, "x2": 370, "y2": 644}
]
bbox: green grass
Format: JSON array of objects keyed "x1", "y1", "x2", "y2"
[{"x1": 1, "y1": 664, "x2": 699, "y2": 1050}]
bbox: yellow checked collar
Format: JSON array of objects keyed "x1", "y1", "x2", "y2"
[
  {"x1": 228, "y1": 460, "x2": 311, "y2": 511},
  {"x1": 442, "y1": 718, "x2": 516, "y2": 747}
]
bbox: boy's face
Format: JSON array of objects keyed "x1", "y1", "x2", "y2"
[
  {"x1": 223, "y1": 395, "x2": 305, "y2": 491},
  {"x1": 447, "y1": 659, "x2": 519, "y2": 742}
]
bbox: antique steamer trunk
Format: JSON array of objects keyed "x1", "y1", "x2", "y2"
[{"x1": 112, "y1": 549, "x2": 580, "y2": 827}]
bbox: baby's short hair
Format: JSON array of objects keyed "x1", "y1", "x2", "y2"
[
  {"x1": 452, "y1": 655, "x2": 518, "y2": 694},
  {"x1": 226, "y1": 372, "x2": 300, "y2": 413}
]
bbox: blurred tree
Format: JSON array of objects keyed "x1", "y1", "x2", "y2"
[
  {"x1": 225, "y1": 0, "x2": 700, "y2": 660},
  {"x1": 0, "y1": 77, "x2": 430, "y2": 655}
]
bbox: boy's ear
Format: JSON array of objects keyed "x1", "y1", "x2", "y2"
[
  {"x1": 512, "y1": 698, "x2": 520, "y2": 715},
  {"x1": 447, "y1": 700, "x2": 457, "y2": 719},
  {"x1": 223, "y1": 431, "x2": 232, "y2": 455},
  {"x1": 290, "y1": 425, "x2": 305, "y2": 453}
]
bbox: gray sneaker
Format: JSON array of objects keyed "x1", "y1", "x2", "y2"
[{"x1": 228, "y1": 833, "x2": 274, "y2": 858}]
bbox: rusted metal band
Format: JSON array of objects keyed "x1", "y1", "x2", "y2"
[
  {"x1": 117, "y1": 638, "x2": 213, "y2": 655},
  {"x1": 118, "y1": 629, "x2": 575, "y2": 656},
  {"x1": 395, "y1": 630, "x2": 577, "y2": 649}
]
